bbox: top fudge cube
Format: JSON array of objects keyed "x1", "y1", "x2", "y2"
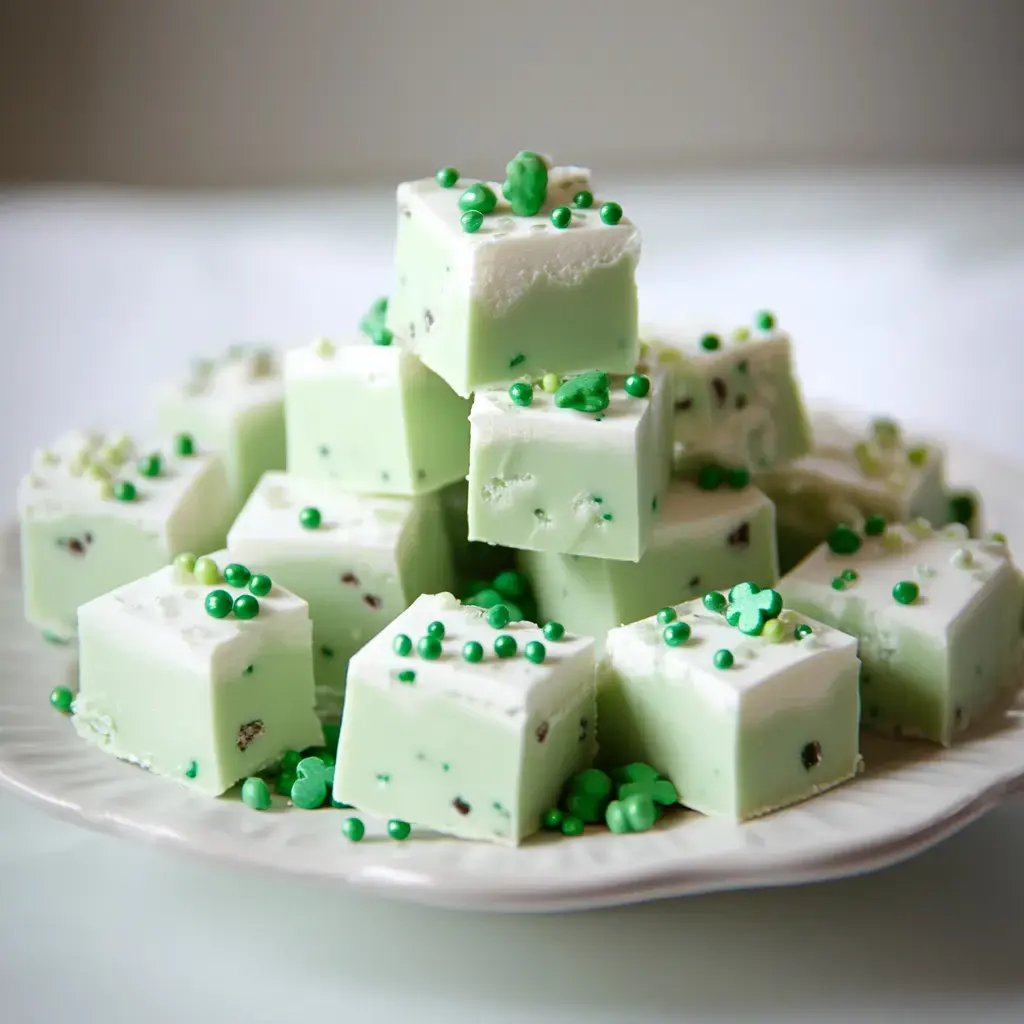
[
  {"x1": 386, "y1": 162, "x2": 641, "y2": 396},
  {"x1": 156, "y1": 345, "x2": 285, "y2": 517},
  {"x1": 641, "y1": 312, "x2": 811, "y2": 471},
  {"x1": 284, "y1": 336, "x2": 470, "y2": 496}
]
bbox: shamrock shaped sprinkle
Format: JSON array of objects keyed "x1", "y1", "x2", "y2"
[
  {"x1": 725, "y1": 581, "x2": 783, "y2": 636},
  {"x1": 290, "y1": 756, "x2": 335, "y2": 809},
  {"x1": 554, "y1": 371, "x2": 611, "y2": 414},
  {"x1": 563, "y1": 768, "x2": 613, "y2": 824},
  {"x1": 613, "y1": 762, "x2": 678, "y2": 807}
]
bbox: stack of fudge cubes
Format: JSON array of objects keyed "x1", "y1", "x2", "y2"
[{"x1": 18, "y1": 152, "x2": 1022, "y2": 841}]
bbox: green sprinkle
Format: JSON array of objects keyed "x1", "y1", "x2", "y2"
[
  {"x1": 509, "y1": 382, "x2": 534, "y2": 407},
  {"x1": 494, "y1": 634, "x2": 517, "y2": 658},
  {"x1": 573, "y1": 190, "x2": 594, "y2": 209},
  {"x1": 185, "y1": 761, "x2": 198, "y2": 779},
  {"x1": 137, "y1": 453, "x2": 161, "y2": 478},
  {"x1": 233, "y1": 594, "x2": 259, "y2": 620},
  {"x1": 49, "y1": 686, "x2": 73, "y2": 713},
  {"x1": 725, "y1": 581, "x2": 783, "y2": 636},
  {"x1": 703, "y1": 591, "x2": 727, "y2": 614},
  {"x1": 699, "y1": 333, "x2": 721, "y2": 351},
  {"x1": 864, "y1": 514, "x2": 887, "y2": 537},
  {"x1": 541, "y1": 372, "x2": 561, "y2": 393},
  {"x1": 542, "y1": 807, "x2": 565, "y2": 830},
  {"x1": 393, "y1": 633, "x2": 413, "y2": 656},
  {"x1": 948, "y1": 492, "x2": 977, "y2": 528},
  {"x1": 697, "y1": 465, "x2": 722, "y2": 491},
  {"x1": 621, "y1": 793, "x2": 659, "y2": 832},
  {"x1": 756, "y1": 310, "x2": 776, "y2": 331},
  {"x1": 509, "y1": 353, "x2": 526, "y2": 369},
  {"x1": 599, "y1": 202, "x2": 623, "y2": 225},
  {"x1": 727, "y1": 467, "x2": 750, "y2": 489},
  {"x1": 543, "y1": 621, "x2": 565, "y2": 641},
  {"x1": 907, "y1": 447, "x2": 929, "y2": 467},
  {"x1": 299, "y1": 506, "x2": 322, "y2": 530},
  {"x1": 550, "y1": 205, "x2": 572, "y2": 229},
  {"x1": 174, "y1": 552, "x2": 197, "y2": 574},
  {"x1": 280, "y1": 750, "x2": 302, "y2": 774},
  {"x1": 397, "y1": 669, "x2": 416, "y2": 683},
  {"x1": 458, "y1": 182, "x2": 498, "y2": 214},
  {"x1": 204, "y1": 589, "x2": 233, "y2": 619},
  {"x1": 656, "y1": 606, "x2": 677, "y2": 625},
  {"x1": 892, "y1": 580, "x2": 920, "y2": 605},
  {"x1": 244, "y1": 664, "x2": 255, "y2": 674},
  {"x1": 113, "y1": 480, "x2": 136, "y2": 502},
  {"x1": 504, "y1": 150, "x2": 548, "y2": 216},
  {"x1": 524, "y1": 640, "x2": 546, "y2": 664},
  {"x1": 554, "y1": 370, "x2": 611, "y2": 413},
  {"x1": 275, "y1": 773, "x2": 296, "y2": 796},
  {"x1": 827, "y1": 524, "x2": 862, "y2": 555},
  {"x1": 713, "y1": 649, "x2": 734, "y2": 670},
  {"x1": 194, "y1": 556, "x2": 220, "y2": 585},
  {"x1": 174, "y1": 433, "x2": 195, "y2": 457},
  {"x1": 435, "y1": 167, "x2": 459, "y2": 188},
  {"x1": 248, "y1": 573, "x2": 272, "y2": 597},
  {"x1": 762, "y1": 619, "x2": 786, "y2": 643},
  {"x1": 387, "y1": 819, "x2": 411, "y2": 841},
  {"x1": 831, "y1": 576, "x2": 847, "y2": 591},
  {"x1": 426, "y1": 620, "x2": 446, "y2": 640},
  {"x1": 342, "y1": 817, "x2": 365, "y2": 842},
  {"x1": 560, "y1": 815, "x2": 585, "y2": 837},
  {"x1": 417, "y1": 635, "x2": 442, "y2": 660},
  {"x1": 493, "y1": 570, "x2": 528, "y2": 599},
  {"x1": 462, "y1": 640, "x2": 484, "y2": 663},
  {"x1": 224, "y1": 563, "x2": 251, "y2": 588},
  {"x1": 372, "y1": 325, "x2": 393, "y2": 347},
  {"x1": 605, "y1": 800, "x2": 631, "y2": 834},
  {"x1": 624, "y1": 373, "x2": 651, "y2": 398},
  {"x1": 794, "y1": 624, "x2": 813, "y2": 640},
  {"x1": 461, "y1": 210, "x2": 484, "y2": 233},
  {"x1": 663, "y1": 621, "x2": 691, "y2": 646},
  {"x1": 841, "y1": 568, "x2": 859, "y2": 582},
  {"x1": 241, "y1": 777, "x2": 272, "y2": 811},
  {"x1": 565, "y1": 769, "x2": 614, "y2": 823},
  {"x1": 487, "y1": 604, "x2": 511, "y2": 629}
]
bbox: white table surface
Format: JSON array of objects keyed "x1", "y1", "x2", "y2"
[{"x1": 2, "y1": 172, "x2": 1024, "y2": 1022}]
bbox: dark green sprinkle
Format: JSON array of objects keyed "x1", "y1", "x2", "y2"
[
  {"x1": 224, "y1": 563, "x2": 251, "y2": 588},
  {"x1": 794, "y1": 624, "x2": 813, "y2": 640},
  {"x1": 494, "y1": 634, "x2": 517, "y2": 658},
  {"x1": 892, "y1": 580, "x2": 920, "y2": 605},
  {"x1": 573, "y1": 190, "x2": 593, "y2": 209},
  {"x1": 185, "y1": 760, "x2": 198, "y2": 779},
  {"x1": 342, "y1": 817, "x2": 365, "y2": 842},
  {"x1": 372, "y1": 325, "x2": 393, "y2": 347},
  {"x1": 543, "y1": 621, "x2": 565, "y2": 641},
  {"x1": 417, "y1": 635, "x2": 442, "y2": 660},
  {"x1": 174, "y1": 433, "x2": 195, "y2": 457},
  {"x1": 397, "y1": 669, "x2": 416, "y2": 683},
  {"x1": 493, "y1": 570, "x2": 528, "y2": 599},
  {"x1": 864, "y1": 514, "x2": 887, "y2": 537},
  {"x1": 841, "y1": 568, "x2": 859, "y2": 582},
  {"x1": 461, "y1": 210, "x2": 484, "y2": 233},
  {"x1": 387, "y1": 819, "x2": 411, "y2": 840},
  {"x1": 554, "y1": 370, "x2": 611, "y2": 413},
  {"x1": 703, "y1": 591, "x2": 727, "y2": 614},
  {"x1": 426, "y1": 620, "x2": 446, "y2": 640},
  {"x1": 509, "y1": 382, "x2": 534, "y2": 407},
  {"x1": 698, "y1": 465, "x2": 722, "y2": 491},
  {"x1": 550, "y1": 206, "x2": 572, "y2": 229},
  {"x1": 663, "y1": 621, "x2": 691, "y2": 646},
  {"x1": 233, "y1": 594, "x2": 259, "y2": 620},
  {"x1": 948, "y1": 492, "x2": 977, "y2": 528},
  {"x1": 713, "y1": 649, "x2": 734, "y2": 670},
  {"x1": 204, "y1": 589, "x2": 233, "y2": 619},
  {"x1": 827, "y1": 525, "x2": 862, "y2": 555},
  {"x1": 756, "y1": 310, "x2": 776, "y2": 331},
  {"x1": 244, "y1": 664, "x2": 255, "y2": 674},
  {"x1": 509, "y1": 352, "x2": 526, "y2": 368},
  {"x1": 623, "y1": 373, "x2": 651, "y2": 398},
  {"x1": 727, "y1": 467, "x2": 750, "y2": 489},
  {"x1": 458, "y1": 182, "x2": 498, "y2": 214},
  {"x1": 487, "y1": 604, "x2": 511, "y2": 629},
  {"x1": 524, "y1": 640, "x2": 546, "y2": 664},
  {"x1": 656, "y1": 607, "x2": 677, "y2": 625},
  {"x1": 248, "y1": 574, "x2": 272, "y2": 597},
  {"x1": 560, "y1": 815, "x2": 585, "y2": 837},
  {"x1": 462, "y1": 641, "x2": 484, "y2": 663},
  {"x1": 113, "y1": 480, "x2": 136, "y2": 502},
  {"x1": 599, "y1": 202, "x2": 623, "y2": 225},
  {"x1": 699, "y1": 333, "x2": 721, "y2": 351},
  {"x1": 49, "y1": 686, "x2": 73, "y2": 713},
  {"x1": 542, "y1": 807, "x2": 565, "y2": 830},
  {"x1": 299, "y1": 506, "x2": 322, "y2": 530},
  {"x1": 435, "y1": 167, "x2": 459, "y2": 188},
  {"x1": 393, "y1": 634, "x2": 413, "y2": 656},
  {"x1": 831, "y1": 577, "x2": 847, "y2": 591},
  {"x1": 138, "y1": 453, "x2": 161, "y2": 478},
  {"x1": 280, "y1": 750, "x2": 302, "y2": 774}
]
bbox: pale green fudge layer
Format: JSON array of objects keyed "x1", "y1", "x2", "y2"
[
  {"x1": 18, "y1": 430, "x2": 233, "y2": 641},
  {"x1": 758, "y1": 414, "x2": 950, "y2": 574},
  {"x1": 598, "y1": 596, "x2": 861, "y2": 820},
  {"x1": 334, "y1": 593, "x2": 596, "y2": 845},
  {"x1": 780, "y1": 521, "x2": 1022, "y2": 745},
  {"x1": 156, "y1": 346, "x2": 285, "y2": 518},
  {"x1": 74, "y1": 550, "x2": 322, "y2": 796},
  {"x1": 641, "y1": 315, "x2": 812, "y2": 472},
  {"x1": 227, "y1": 471, "x2": 455, "y2": 721},
  {"x1": 468, "y1": 370, "x2": 673, "y2": 561},
  {"x1": 522, "y1": 481, "x2": 778, "y2": 650},
  {"x1": 285, "y1": 337, "x2": 470, "y2": 495},
  {"x1": 387, "y1": 166, "x2": 640, "y2": 396}
]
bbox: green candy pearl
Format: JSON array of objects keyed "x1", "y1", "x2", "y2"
[
  {"x1": 827, "y1": 525, "x2": 862, "y2": 555},
  {"x1": 462, "y1": 640, "x2": 484, "y2": 663},
  {"x1": 493, "y1": 570, "x2": 528, "y2": 599},
  {"x1": 573, "y1": 190, "x2": 593, "y2": 209},
  {"x1": 524, "y1": 640, "x2": 546, "y2": 664},
  {"x1": 461, "y1": 210, "x2": 484, "y2": 233},
  {"x1": 542, "y1": 807, "x2": 564, "y2": 830},
  {"x1": 728, "y1": 467, "x2": 750, "y2": 489},
  {"x1": 174, "y1": 433, "x2": 195, "y2": 457},
  {"x1": 698, "y1": 465, "x2": 722, "y2": 491},
  {"x1": 49, "y1": 686, "x2": 73, "y2": 713},
  {"x1": 233, "y1": 594, "x2": 259, "y2": 620},
  {"x1": 713, "y1": 649, "x2": 734, "y2": 670},
  {"x1": 241, "y1": 777, "x2": 272, "y2": 810},
  {"x1": 756, "y1": 310, "x2": 776, "y2": 331},
  {"x1": 656, "y1": 606, "x2": 677, "y2": 625},
  {"x1": 703, "y1": 591, "x2": 727, "y2": 614},
  {"x1": 393, "y1": 633, "x2": 413, "y2": 656},
  {"x1": 248, "y1": 574, "x2": 272, "y2": 597},
  {"x1": 299, "y1": 506, "x2": 322, "y2": 530},
  {"x1": 509, "y1": 382, "x2": 534, "y2": 407},
  {"x1": 893, "y1": 580, "x2": 920, "y2": 605},
  {"x1": 794, "y1": 623, "x2": 813, "y2": 640},
  {"x1": 864, "y1": 514, "x2": 887, "y2": 537},
  {"x1": 113, "y1": 480, "x2": 136, "y2": 502},
  {"x1": 494, "y1": 634, "x2": 517, "y2": 658},
  {"x1": 699, "y1": 333, "x2": 721, "y2": 351},
  {"x1": 550, "y1": 206, "x2": 572, "y2": 229},
  {"x1": 599, "y1": 202, "x2": 623, "y2": 225},
  {"x1": 541, "y1": 372, "x2": 561, "y2": 393},
  {"x1": 435, "y1": 167, "x2": 459, "y2": 188},
  {"x1": 542, "y1": 621, "x2": 565, "y2": 641},
  {"x1": 426, "y1": 620, "x2": 446, "y2": 640},
  {"x1": 174, "y1": 552, "x2": 197, "y2": 574},
  {"x1": 458, "y1": 183, "x2": 498, "y2": 214},
  {"x1": 205, "y1": 589, "x2": 233, "y2": 619},
  {"x1": 560, "y1": 815, "x2": 585, "y2": 837},
  {"x1": 194, "y1": 557, "x2": 220, "y2": 585},
  {"x1": 387, "y1": 819, "x2": 411, "y2": 841},
  {"x1": 138, "y1": 453, "x2": 161, "y2": 478},
  {"x1": 663, "y1": 621, "x2": 691, "y2": 646},
  {"x1": 224, "y1": 563, "x2": 251, "y2": 588},
  {"x1": 623, "y1": 374, "x2": 650, "y2": 398},
  {"x1": 487, "y1": 604, "x2": 511, "y2": 629},
  {"x1": 417, "y1": 635, "x2": 442, "y2": 660},
  {"x1": 622, "y1": 793, "x2": 658, "y2": 832},
  {"x1": 831, "y1": 577, "x2": 847, "y2": 591},
  {"x1": 342, "y1": 817, "x2": 365, "y2": 842}
]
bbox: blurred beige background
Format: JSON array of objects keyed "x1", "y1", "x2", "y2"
[{"x1": 2, "y1": 0, "x2": 1023, "y2": 186}]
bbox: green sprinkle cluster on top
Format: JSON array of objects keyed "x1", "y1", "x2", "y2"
[
  {"x1": 197, "y1": 559, "x2": 268, "y2": 620},
  {"x1": 724, "y1": 581, "x2": 783, "y2": 636}
]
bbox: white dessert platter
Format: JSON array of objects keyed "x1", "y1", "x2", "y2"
[{"x1": 2, "y1": 427, "x2": 1024, "y2": 914}]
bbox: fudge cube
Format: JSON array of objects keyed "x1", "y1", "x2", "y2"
[
  {"x1": 598, "y1": 589, "x2": 861, "y2": 820},
  {"x1": 227, "y1": 471, "x2": 456, "y2": 720},
  {"x1": 758, "y1": 414, "x2": 950, "y2": 573},
  {"x1": 284, "y1": 336, "x2": 470, "y2": 495},
  {"x1": 18, "y1": 430, "x2": 233, "y2": 641},
  {"x1": 156, "y1": 345, "x2": 285, "y2": 516},
  {"x1": 522, "y1": 479, "x2": 778, "y2": 650},
  {"x1": 467, "y1": 370, "x2": 673, "y2": 561},
  {"x1": 387, "y1": 163, "x2": 640, "y2": 396},
  {"x1": 74, "y1": 550, "x2": 322, "y2": 795},
  {"x1": 334, "y1": 593, "x2": 596, "y2": 845},
  {"x1": 779, "y1": 521, "x2": 1022, "y2": 745},
  {"x1": 641, "y1": 313, "x2": 812, "y2": 471}
]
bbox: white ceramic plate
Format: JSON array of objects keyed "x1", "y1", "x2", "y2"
[{"x1": 3, "y1": 433, "x2": 1024, "y2": 913}]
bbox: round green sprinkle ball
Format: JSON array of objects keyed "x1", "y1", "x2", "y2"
[
  {"x1": 205, "y1": 589, "x2": 233, "y2": 619},
  {"x1": 224, "y1": 563, "x2": 251, "y2": 588},
  {"x1": 372, "y1": 325, "x2": 393, "y2": 347},
  {"x1": 794, "y1": 624, "x2": 813, "y2": 640},
  {"x1": 417, "y1": 635, "x2": 442, "y2": 660},
  {"x1": 700, "y1": 333, "x2": 721, "y2": 351},
  {"x1": 599, "y1": 202, "x2": 623, "y2": 225},
  {"x1": 138, "y1": 453, "x2": 161, "y2": 477},
  {"x1": 174, "y1": 552, "x2": 197, "y2": 573},
  {"x1": 493, "y1": 570, "x2": 528, "y2": 599},
  {"x1": 756, "y1": 310, "x2": 776, "y2": 331},
  {"x1": 864, "y1": 514, "x2": 887, "y2": 537},
  {"x1": 831, "y1": 576, "x2": 847, "y2": 591},
  {"x1": 509, "y1": 382, "x2": 533, "y2": 407},
  {"x1": 241, "y1": 777, "x2": 271, "y2": 811},
  {"x1": 49, "y1": 686, "x2": 73, "y2": 713},
  {"x1": 174, "y1": 433, "x2": 194, "y2": 457},
  {"x1": 550, "y1": 206, "x2": 572, "y2": 229},
  {"x1": 543, "y1": 621, "x2": 565, "y2": 641},
  {"x1": 605, "y1": 800, "x2": 631, "y2": 834},
  {"x1": 463, "y1": 640, "x2": 484, "y2": 663},
  {"x1": 542, "y1": 807, "x2": 564, "y2": 830},
  {"x1": 703, "y1": 591, "x2": 727, "y2": 614},
  {"x1": 299, "y1": 506, "x2": 322, "y2": 530},
  {"x1": 494, "y1": 634, "x2": 517, "y2": 658},
  {"x1": 393, "y1": 633, "x2": 413, "y2": 656},
  {"x1": 387, "y1": 819, "x2": 411, "y2": 841},
  {"x1": 194, "y1": 557, "x2": 220, "y2": 585},
  {"x1": 233, "y1": 594, "x2": 259, "y2": 620},
  {"x1": 487, "y1": 604, "x2": 511, "y2": 629},
  {"x1": 560, "y1": 815, "x2": 585, "y2": 837},
  {"x1": 656, "y1": 606, "x2": 677, "y2": 625},
  {"x1": 541, "y1": 372, "x2": 561, "y2": 393},
  {"x1": 435, "y1": 167, "x2": 459, "y2": 188},
  {"x1": 663, "y1": 621, "x2": 691, "y2": 646},
  {"x1": 458, "y1": 183, "x2": 497, "y2": 214},
  {"x1": 113, "y1": 480, "x2": 136, "y2": 502},
  {"x1": 524, "y1": 641, "x2": 546, "y2": 664},
  {"x1": 827, "y1": 524, "x2": 862, "y2": 555},
  {"x1": 624, "y1": 373, "x2": 651, "y2": 398},
  {"x1": 727, "y1": 467, "x2": 750, "y2": 489},
  {"x1": 713, "y1": 649, "x2": 735, "y2": 670},
  {"x1": 698, "y1": 465, "x2": 722, "y2": 491},
  {"x1": 342, "y1": 817, "x2": 365, "y2": 842},
  {"x1": 248, "y1": 573, "x2": 272, "y2": 597},
  {"x1": 461, "y1": 210, "x2": 483, "y2": 233},
  {"x1": 426, "y1": 620, "x2": 446, "y2": 640},
  {"x1": 762, "y1": 619, "x2": 786, "y2": 643},
  {"x1": 893, "y1": 580, "x2": 920, "y2": 605},
  {"x1": 573, "y1": 190, "x2": 594, "y2": 209}
]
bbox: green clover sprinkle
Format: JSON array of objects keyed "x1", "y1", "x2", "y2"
[
  {"x1": 756, "y1": 310, "x2": 776, "y2": 331},
  {"x1": 599, "y1": 201, "x2": 623, "y2": 225},
  {"x1": 623, "y1": 373, "x2": 650, "y2": 398},
  {"x1": 174, "y1": 433, "x2": 195, "y2": 457},
  {"x1": 504, "y1": 150, "x2": 548, "y2": 216},
  {"x1": 290, "y1": 756, "x2": 334, "y2": 809},
  {"x1": 248, "y1": 574, "x2": 272, "y2": 597},
  {"x1": 543, "y1": 621, "x2": 565, "y2": 641},
  {"x1": 725, "y1": 581, "x2": 783, "y2": 636},
  {"x1": 224, "y1": 563, "x2": 251, "y2": 588},
  {"x1": 458, "y1": 183, "x2": 497, "y2": 214},
  {"x1": 550, "y1": 206, "x2": 571, "y2": 229},
  {"x1": 487, "y1": 604, "x2": 511, "y2": 629},
  {"x1": 462, "y1": 640, "x2": 484, "y2": 663},
  {"x1": 49, "y1": 686, "x2": 73, "y2": 713},
  {"x1": 893, "y1": 580, "x2": 920, "y2": 605},
  {"x1": 393, "y1": 633, "x2": 413, "y2": 656},
  {"x1": 541, "y1": 372, "x2": 561, "y2": 393},
  {"x1": 417, "y1": 635, "x2": 442, "y2": 660},
  {"x1": 697, "y1": 465, "x2": 722, "y2": 491},
  {"x1": 174, "y1": 552, "x2": 197, "y2": 574},
  {"x1": 509, "y1": 382, "x2": 534, "y2": 407},
  {"x1": 554, "y1": 371, "x2": 610, "y2": 413},
  {"x1": 762, "y1": 619, "x2": 786, "y2": 643},
  {"x1": 656, "y1": 606, "x2": 677, "y2": 625},
  {"x1": 560, "y1": 815, "x2": 585, "y2": 837},
  {"x1": 138, "y1": 453, "x2": 161, "y2": 478},
  {"x1": 426, "y1": 620, "x2": 446, "y2": 640},
  {"x1": 397, "y1": 670, "x2": 416, "y2": 683},
  {"x1": 714, "y1": 649, "x2": 735, "y2": 669},
  {"x1": 342, "y1": 817, "x2": 365, "y2": 842},
  {"x1": 233, "y1": 594, "x2": 259, "y2": 620},
  {"x1": 573, "y1": 190, "x2": 594, "y2": 209},
  {"x1": 703, "y1": 590, "x2": 727, "y2": 614},
  {"x1": 564, "y1": 768, "x2": 613, "y2": 824},
  {"x1": 113, "y1": 480, "x2": 136, "y2": 502},
  {"x1": 615, "y1": 763, "x2": 678, "y2": 806},
  {"x1": 524, "y1": 640, "x2": 546, "y2": 664},
  {"x1": 241, "y1": 777, "x2": 272, "y2": 811},
  {"x1": 194, "y1": 557, "x2": 219, "y2": 585},
  {"x1": 461, "y1": 210, "x2": 483, "y2": 233},
  {"x1": 387, "y1": 819, "x2": 411, "y2": 841},
  {"x1": 663, "y1": 621, "x2": 691, "y2": 646},
  {"x1": 794, "y1": 623, "x2": 813, "y2": 640},
  {"x1": 827, "y1": 524, "x2": 862, "y2": 555},
  {"x1": 435, "y1": 167, "x2": 459, "y2": 188},
  {"x1": 204, "y1": 589, "x2": 233, "y2": 619},
  {"x1": 864, "y1": 514, "x2": 887, "y2": 537},
  {"x1": 299, "y1": 506, "x2": 322, "y2": 530},
  {"x1": 494, "y1": 634, "x2": 517, "y2": 658},
  {"x1": 542, "y1": 807, "x2": 565, "y2": 830},
  {"x1": 700, "y1": 333, "x2": 720, "y2": 351}
]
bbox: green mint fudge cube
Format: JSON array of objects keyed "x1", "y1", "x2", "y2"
[
  {"x1": 284, "y1": 336, "x2": 470, "y2": 495},
  {"x1": 598, "y1": 592, "x2": 861, "y2": 820},
  {"x1": 467, "y1": 370, "x2": 673, "y2": 562},
  {"x1": 387, "y1": 164, "x2": 640, "y2": 396},
  {"x1": 156, "y1": 346, "x2": 285, "y2": 517},
  {"x1": 74, "y1": 550, "x2": 322, "y2": 795},
  {"x1": 334, "y1": 592, "x2": 596, "y2": 845},
  {"x1": 641, "y1": 313, "x2": 812, "y2": 472},
  {"x1": 522, "y1": 480, "x2": 778, "y2": 650},
  {"x1": 227, "y1": 471, "x2": 456, "y2": 720},
  {"x1": 18, "y1": 431, "x2": 233, "y2": 642},
  {"x1": 779, "y1": 521, "x2": 1022, "y2": 745},
  {"x1": 758, "y1": 414, "x2": 949, "y2": 573}
]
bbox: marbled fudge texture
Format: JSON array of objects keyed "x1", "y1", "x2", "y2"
[
  {"x1": 387, "y1": 164, "x2": 640, "y2": 396},
  {"x1": 467, "y1": 370, "x2": 673, "y2": 562},
  {"x1": 74, "y1": 551, "x2": 322, "y2": 796},
  {"x1": 156, "y1": 345, "x2": 285, "y2": 517},
  {"x1": 284, "y1": 336, "x2": 470, "y2": 496},
  {"x1": 598, "y1": 592, "x2": 861, "y2": 820},
  {"x1": 522, "y1": 480, "x2": 778, "y2": 650},
  {"x1": 334, "y1": 593, "x2": 596, "y2": 845},
  {"x1": 780, "y1": 521, "x2": 1022, "y2": 745},
  {"x1": 227, "y1": 471, "x2": 455, "y2": 721},
  {"x1": 18, "y1": 430, "x2": 233, "y2": 641}
]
